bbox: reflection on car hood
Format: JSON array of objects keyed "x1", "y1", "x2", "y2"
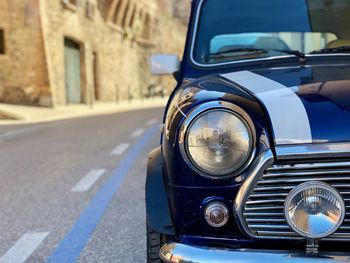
[{"x1": 224, "y1": 65, "x2": 350, "y2": 144}]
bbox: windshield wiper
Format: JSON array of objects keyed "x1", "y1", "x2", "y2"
[
  {"x1": 207, "y1": 48, "x2": 306, "y2": 60},
  {"x1": 310, "y1": 46, "x2": 350, "y2": 54}
]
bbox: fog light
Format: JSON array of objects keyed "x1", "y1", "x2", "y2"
[
  {"x1": 204, "y1": 202, "x2": 229, "y2": 228},
  {"x1": 285, "y1": 181, "x2": 345, "y2": 239}
]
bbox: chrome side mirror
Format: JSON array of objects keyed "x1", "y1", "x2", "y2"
[{"x1": 150, "y1": 54, "x2": 180, "y2": 76}]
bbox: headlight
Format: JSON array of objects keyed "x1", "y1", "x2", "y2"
[
  {"x1": 285, "y1": 181, "x2": 345, "y2": 239},
  {"x1": 182, "y1": 106, "x2": 253, "y2": 178}
]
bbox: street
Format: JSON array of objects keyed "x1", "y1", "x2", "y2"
[{"x1": 0, "y1": 107, "x2": 163, "y2": 263}]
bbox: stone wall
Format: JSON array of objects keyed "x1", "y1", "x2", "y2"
[
  {"x1": 0, "y1": 0, "x2": 50, "y2": 105},
  {"x1": 0, "y1": 0, "x2": 189, "y2": 106}
]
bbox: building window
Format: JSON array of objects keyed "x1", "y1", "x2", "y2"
[
  {"x1": 63, "y1": 0, "x2": 78, "y2": 5},
  {"x1": 0, "y1": 29, "x2": 5, "y2": 55},
  {"x1": 121, "y1": 1, "x2": 131, "y2": 28},
  {"x1": 106, "y1": 0, "x2": 155, "y2": 45},
  {"x1": 135, "y1": 12, "x2": 155, "y2": 45},
  {"x1": 107, "y1": 0, "x2": 131, "y2": 31},
  {"x1": 86, "y1": 2, "x2": 95, "y2": 20},
  {"x1": 142, "y1": 14, "x2": 151, "y2": 40},
  {"x1": 128, "y1": 5, "x2": 136, "y2": 28},
  {"x1": 62, "y1": 0, "x2": 80, "y2": 11}
]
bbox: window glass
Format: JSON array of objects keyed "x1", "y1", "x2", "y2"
[{"x1": 193, "y1": 0, "x2": 350, "y2": 64}]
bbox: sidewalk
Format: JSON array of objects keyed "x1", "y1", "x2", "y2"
[{"x1": 0, "y1": 97, "x2": 168, "y2": 125}]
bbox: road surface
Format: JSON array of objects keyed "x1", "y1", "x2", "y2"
[{"x1": 0, "y1": 107, "x2": 163, "y2": 263}]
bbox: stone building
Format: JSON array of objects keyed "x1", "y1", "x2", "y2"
[
  {"x1": 156, "y1": 0, "x2": 191, "y2": 24},
  {"x1": 0, "y1": 0, "x2": 189, "y2": 107}
]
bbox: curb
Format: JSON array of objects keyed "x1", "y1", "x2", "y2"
[{"x1": 0, "y1": 98, "x2": 168, "y2": 126}]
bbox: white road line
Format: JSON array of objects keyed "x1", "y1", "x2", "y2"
[
  {"x1": 146, "y1": 119, "x2": 158, "y2": 125},
  {"x1": 71, "y1": 169, "x2": 106, "y2": 192},
  {"x1": 0, "y1": 127, "x2": 38, "y2": 140},
  {"x1": 0, "y1": 232, "x2": 49, "y2": 263},
  {"x1": 110, "y1": 143, "x2": 130, "y2": 156},
  {"x1": 131, "y1": 128, "x2": 145, "y2": 138},
  {"x1": 0, "y1": 123, "x2": 60, "y2": 141}
]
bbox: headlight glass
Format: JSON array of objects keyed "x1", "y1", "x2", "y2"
[
  {"x1": 285, "y1": 181, "x2": 345, "y2": 239},
  {"x1": 185, "y1": 109, "x2": 253, "y2": 177}
]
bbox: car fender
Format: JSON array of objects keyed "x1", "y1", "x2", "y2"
[{"x1": 146, "y1": 147, "x2": 175, "y2": 236}]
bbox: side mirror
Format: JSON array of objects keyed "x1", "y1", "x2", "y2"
[{"x1": 150, "y1": 54, "x2": 180, "y2": 76}]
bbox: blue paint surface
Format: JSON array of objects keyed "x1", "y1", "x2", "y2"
[{"x1": 46, "y1": 125, "x2": 158, "y2": 263}]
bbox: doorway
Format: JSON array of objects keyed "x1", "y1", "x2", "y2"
[{"x1": 64, "y1": 38, "x2": 82, "y2": 104}]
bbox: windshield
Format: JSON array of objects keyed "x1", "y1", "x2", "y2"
[{"x1": 193, "y1": 0, "x2": 350, "y2": 65}]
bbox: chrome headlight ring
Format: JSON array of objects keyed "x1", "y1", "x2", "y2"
[
  {"x1": 285, "y1": 181, "x2": 346, "y2": 239},
  {"x1": 179, "y1": 101, "x2": 256, "y2": 180}
]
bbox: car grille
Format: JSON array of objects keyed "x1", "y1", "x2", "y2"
[{"x1": 243, "y1": 160, "x2": 350, "y2": 241}]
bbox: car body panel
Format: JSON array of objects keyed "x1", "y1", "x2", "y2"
[{"x1": 146, "y1": 147, "x2": 174, "y2": 236}]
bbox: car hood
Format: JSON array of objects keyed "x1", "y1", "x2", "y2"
[{"x1": 221, "y1": 65, "x2": 350, "y2": 145}]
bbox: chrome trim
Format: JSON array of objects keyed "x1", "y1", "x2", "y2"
[
  {"x1": 233, "y1": 150, "x2": 274, "y2": 238},
  {"x1": 243, "y1": 212, "x2": 284, "y2": 217},
  {"x1": 241, "y1": 160, "x2": 350, "y2": 241},
  {"x1": 159, "y1": 242, "x2": 350, "y2": 263},
  {"x1": 263, "y1": 170, "x2": 350, "y2": 178},
  {"x1": 204, "y1": 202, "x2": 229, "y2": 228},
  {"x1": 245, "y1": 205, "x2": 284, "y2": 211},
  {"x1": 276, "y1": 143, "x2": 350, "y2": 160},
  {"x1": 178, "y1": 101, "x2": 256, "y2": 180},
  {"x1": 268, "y1": 162, "x2": 350, "y2": 171},
  {"x1": 246, "y1": 218, "x2": 286, "y2": 223},
  {"x1": 258, "y1": 177, "x2": 350, "y2": 184},
  {"x1": 246, "y1": 199, "x2": 285, "y2": 205},
  {"x1": 189, "y1": 0, "x2": 350, "y2": 68}
]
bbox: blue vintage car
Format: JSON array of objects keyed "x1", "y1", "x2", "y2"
[{"x1": 146, "y1": 0, "x2": 350, "y2": 262}]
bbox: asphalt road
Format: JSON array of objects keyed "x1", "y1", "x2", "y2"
[{"x1": 0, "y1": 107, "x2": 163, "y2": 263}]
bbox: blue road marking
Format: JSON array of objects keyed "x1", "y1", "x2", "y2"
[{"x1": 46, "y1": 125, "x2": 158, "y2": 263}]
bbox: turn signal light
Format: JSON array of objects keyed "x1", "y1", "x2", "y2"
[{"x1": 204, "y1": 202, "x2": 229, "y2": 228}]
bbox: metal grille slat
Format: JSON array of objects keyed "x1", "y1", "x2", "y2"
[
  {"x1": 243, "y1": 160, "x2": 350, "y2": 242},
  {"x1": 246, "y1": 199, "x2": 285, "y2": 205},
  {"x1": 249, "y1": 224, "x2": 291, "y2": 230},
  {"x1": 249, "y1": 193, "x2": 289, "y2": 198},
  {"x1": 246, "y1": 218, "x2": 286, "y2": 223},
  {"x1": 254, "y1": 186, "x2": 295, "y2": 191},
  {"x1": 244, "y1": 206, "x2": 284, "y2": 211},
  {"x1": 243, "y1": 212, "x2": 284, "y2": 217},
  {"x1": 257, "y1": 176, "x2": 350, "y2": 185},
  {"x1": 263, "y1": 170, "x2": 350, "y2": 178},
  {"x1": 267, "y1": 162, "x2": 350, "y2": 171},
  {"x1": 256, "y1": 231, "x2": 300, "y2": 237}
]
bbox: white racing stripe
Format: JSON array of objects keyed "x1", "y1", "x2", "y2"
[
  {"x1": 131, "y1": 128, "x2": 145, "y2": 138},
  {"x1": 0, "y1": 232, "x2": 49, "y2": 263},
  {"x1": 111, "y1": 143, "x2": 130, "y2": 156},
  {"x1": 72, "y1": 169, "x2": 106, "y2": 192},
  {"x1": 222, "y1": 71, "x2": 312, "y2": 145}
]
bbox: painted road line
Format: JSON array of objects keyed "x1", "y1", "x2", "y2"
[
  {"x1": 46, "y1": 125, "x2": 158, "y2": 263},
  {"x1": 0, "y1": 232, "x2": 49, "y2": 263},
  {"x1": 71, "y1": 169, "x2": 106, "y2": 193},
  {"x1": 110, "y1": 143, "x2": 130, "y2": 156},
  {"x1": 0, "y1": 122, "x2": 60, "y2": 141},
  {"x1": 131, "y1": 128, "x2": 144, "y2": 138},
  {"x1": 0, "y1": 127, "x2": 38, "y2": 140},
  {"x1": 146, "y1": 118, "x2": 158, "y2": 125}
]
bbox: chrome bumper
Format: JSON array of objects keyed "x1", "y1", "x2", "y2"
[{"x1": 160, "y1": 242, "x2": 350, "y2": 263}]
